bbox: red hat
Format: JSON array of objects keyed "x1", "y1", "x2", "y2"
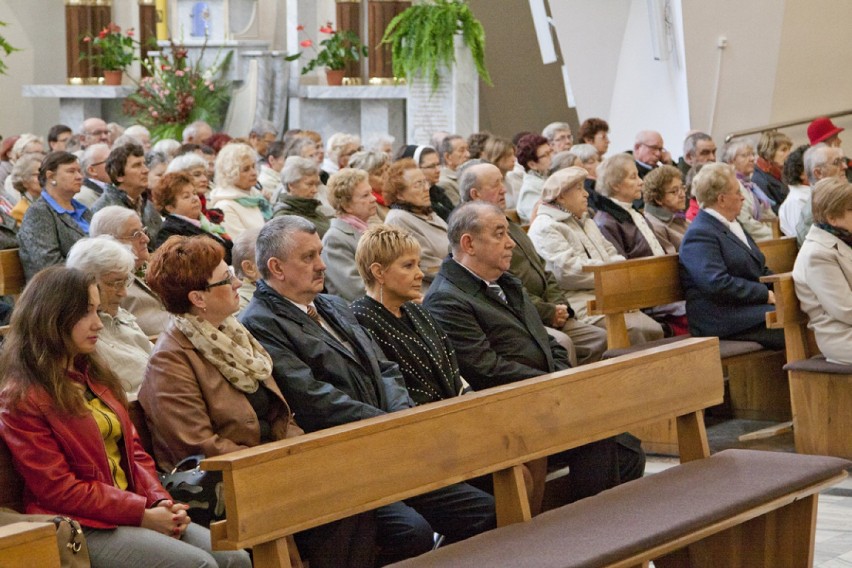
[{"x1": 807, "y1": 117, "x2": 844, "y2": 145}]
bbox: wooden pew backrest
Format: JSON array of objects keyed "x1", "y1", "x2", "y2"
[
  {"x1": 204, "y1": 337, "x2": 723, "y2": 555},
  {"x1": 0, "y1": 249, "x2": 25, "y2": 297},
  {"x1": 760, "y1": 237, "x2": 798, "y2": 275}
]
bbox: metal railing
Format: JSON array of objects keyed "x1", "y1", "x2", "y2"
[{"x1": 725, "y1": 108, "x2": 852, "y2": 143}]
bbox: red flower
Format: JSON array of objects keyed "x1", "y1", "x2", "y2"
[
  {"x1": 82, "y1": 36, "x2": 91, "y2": 43},
  {"x1": 300, "y1": 39, "x2": 312, "y2": 48},
  {"x1": 319, "y1": 24, "x2": 334, "y2": 34},
  {"x1": 98, "y1": 29, "x2": 107, "y2": 39},
  {"x1": 127, "y1": 28, "x2": 135, "y2": 37},
  {"x1": 296, "y1": 24, "x2": 304, "y2": 31}
]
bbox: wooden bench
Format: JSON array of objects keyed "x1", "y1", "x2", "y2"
[
  {"x1": 203, "y1": 337, "x2": 849, "y2": 568},
  {"x1": 0, "y1": 522, "x2": 60, "y2": 568},
  {"x1": 583, "y1": 238, "x2": 798, "y2": 454},
  {"x1": 0, "y1": 249, "x2": 25, "y2": 297},
  {"x1": 763, "y1": 272, "x2": 852, "y2": 459}
]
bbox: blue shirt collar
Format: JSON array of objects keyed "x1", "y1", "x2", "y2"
[{"x1": 41, "y1": 192, "x2": 90, "y2": 233}]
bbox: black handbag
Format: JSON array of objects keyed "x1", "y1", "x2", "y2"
[{"x1": 158, "y1": 455, "x2": 224, "y2": 528}]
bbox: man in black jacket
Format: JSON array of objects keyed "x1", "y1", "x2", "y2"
[
  {"x1": 424, "y1": 201, "x2": 644, "y2": 502},
  {"x1": 241, "y1": 215, "x2": 495, "y2": 564}
]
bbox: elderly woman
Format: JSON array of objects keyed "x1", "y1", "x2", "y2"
[
  {"x1": 18, "y1": 151, "x2": 90, "y2": 280},
  {"x1": 272, "y1": 156, "x2": 330, "y2": 236},
  {"x1": 257, "y1": 140, "x2": 286, "y2": 199},
  {"x1": 593, "y1": 153, "x2": 667, "y2": 258},
  {"x1": 209, "y1": 142, "x2": 269, "y2": 237},
  {"x1": 792, "y1": 178, "x2": 852, "y2": 364},
  {"x1": 384, "y1": 158, "x2": 450, "y2": 289},
  {"x1": 3, "y1": 134, "x2": 46, "y2": 204},
  {"x1": 571, "y1": 143, "x2": 604, "y2": 209},
  {"x1": 398, "y1": 145, "x2": 454, "y2": 221},
  {"x1": 578, "y1": 118, "x2": 610, "y2": 157},
  {"x1": 145, "y1": 150, "x2": 170, "y2": 197},
  {"x1": 720, "y1": 140, "x2": 776, "y2": 242},
  {"x1": 66, "y1": 237, "x2": 153, "y2": 396},
  {"x1": 90, "y1": 206, "x2": 170, "y2": 336},
  {"x1": 153, "y1": 172, "x2": 232, "y2": 263},
  {"x1": 679, "y1": 163, "x2": 784, "y2": 349},
  {"x1": 528, "y1": 167, "x2": 664, "y2": 345},
  {"x1": 0, "y1": 266, "x2": 251, "y2": 567},
  {"x1": 752, "y1": 131, "x2": 792, "y2": 212},
  {"x1": 349, "y1": 150, "x2": 390, "y2": 221},
  {"x1": 516, "y1": 134, "x2": 553, "y2": 223},
  {"x1": 322, "y1": 133, "x2": 361, "y2": 178},
  {"x1": 482, "y1": 136, "x2": 520, "y2": 208},
  {"x1": 778, "y1": 145, "x2": 811, "y2": 237},
  {"x1": 642, "y1": 165, "x2": 690, "y2": 253},
  {"x1": 321, "y1": 168, "x2": 377, "y2": 302},
  {"x1": 8, "y1": 154, "x2": 41, "y2": 223},
  {"x1": 165, "y1": 151, "x2": 221, "y2": 223}
]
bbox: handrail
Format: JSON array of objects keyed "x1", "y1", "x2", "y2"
[{"x1": 724, "y1": 108, "x2": 852, "y2": 143}]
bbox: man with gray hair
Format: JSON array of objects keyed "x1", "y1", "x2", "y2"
[
  {"x1": 458, "y1": 163, "x2": 607, "y2": 365},
  {"x1": 437, "y1": 134, "x2": 470, "y2": 206},
  {"x1": 679, "y1": 131, "x2": 717, "y2": 176},
  {"x1": 248, "y1": 119, "x2": 278, "y2": 158},
  {"x1": 182, "y1": 120, "x2": 213, "y2": 145},
  {"x1": 424, "y1": 200, "x2": 644, "y2": 501},
  {"x1": 75, "y1": 142, "x2": 111, "y2": 207},
  {"x1": 241, "y1": 215, "x2": 496, "y2": 564},
  {"x1": 80, "y1": 117, "x2": 111, "y2": 149},
  {"x1": 632, "y1": 130, "x2": 666, "y2": 179},
  {"x1": 795, "y1": 143, "x2": 850, "y2": 244},
  {"x1": 542, "y1": 121, "x2": 573, "y2": 153}
]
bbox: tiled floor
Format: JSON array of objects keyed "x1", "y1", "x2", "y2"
[{"x1": 644, "y1": 418, "x2": 852, "y2": 566}]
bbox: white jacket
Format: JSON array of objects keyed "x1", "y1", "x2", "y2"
[{"x1": 209, "y1": 185, "x2": 267, "y2": 238}]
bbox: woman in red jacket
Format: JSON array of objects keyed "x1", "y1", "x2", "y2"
[{"x1": 0, "y1": 266, "x2": 249, "y2": 568}]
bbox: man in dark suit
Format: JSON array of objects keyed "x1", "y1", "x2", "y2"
[
  {"x1": 679, "y1": 163, "x2": 784, "y2": 349},
  {"x1": 241, "y1": 215, "x2": 495, "y2": 564},
  {"x1": 424, "y1": 201, "x2": 644, "y2": 502}
]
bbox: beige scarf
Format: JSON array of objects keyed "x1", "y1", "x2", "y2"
[{"x1": 173, "y1": 314, "x2": 273, "y2": 394}]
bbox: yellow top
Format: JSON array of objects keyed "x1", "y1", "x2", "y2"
[{"x1": 83, "y1": 395, "x2": 128, "y2": 490}]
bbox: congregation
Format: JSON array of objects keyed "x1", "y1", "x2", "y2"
[{"x1": 0, "y1": 111, "x2": 851, "y2": 567}]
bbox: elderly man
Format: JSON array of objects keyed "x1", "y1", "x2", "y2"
[
  {"x1": 437, "y1": 134, "x2": 470, "y2": 205},
  {"x1": 248, "y1": 119, "x2": 278, "y2": 158},
  {"x1": 679, "y1": 131, "x2": 717, "y2": 175},
  {"x1": 424, "y1": 201, "x2": 644, "y2": 501},
  {"x1": 182, "y1": 120, "x2": 213, "y2": 145},
  {"x1": 795, "y1": 143, "x2": 850, "y2": 244},
  {"x1": 632, "y1": 130, "x2": 666, "y2": 179},
  {"x1": 240, "y1": 215, "x2": 495, "y2": 565},
  {"x1": 91, "y1": 143, "x2": 161, "y2": 239},
  {"x1": 75, "y1": 143, "x2": 110, "y2": 207},
  {"x1": 124, "y1": 125, "x2": 151, "y2": 152},
  {"x1": 80, "y1": 117, "x2": 110, "y2": 149},
  {"x1": 542, "y1": 121, "x2": 573, "y2": 153},
  {"x1": 459, "y1": 163, "x2": 607, "y2": 365}
]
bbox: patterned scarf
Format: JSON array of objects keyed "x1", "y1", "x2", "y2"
[
  {"x1": 736, "y1": 172, "x2": 775, "y2": 220},
  {"x1": 234, "y1": 195, "x2": 273, "y2": 220},
  {"x1": 391, "y1": 201, "x2": 434, "y2": 217},
  {"x1": 199, "y1": 215, "x2": 228, "y2": 237},
  {"x1": 756, "y1": 157, "x2": 783, "y2": 181},
  {"x1": 173, "y1": 314, "x2": 273, "y2": 394},
  {"x1": 816, "y1": 222, "x2": 852, "y2": 249}
]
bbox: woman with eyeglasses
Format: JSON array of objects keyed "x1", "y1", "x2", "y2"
[
  {"x1": 383, "y1": 158, "x2": 450, "y2": 291},
  {"x1": 516, "y1": 134, "x2": 554, "y2": 224},
  {"x1": 90, "y1": 206, "x2": 170, "y2": 336},
  {"x1": 66, "y1": 237, "x2": 153, "y2": 396},
  {"x1": 18, "y1": 151, "x2": 90, "y2": 281},
  {"x1": 642, "y1": 165, "x2": 690, "y2": 253},
  {"x1": 396, "y1": 145, "x2": 455, "y2": 222},
  {"x1": 720, "y1": 140, "x2": 776, "y2": 242}
]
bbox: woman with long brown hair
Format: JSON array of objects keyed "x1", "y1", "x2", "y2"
[{"x1": 0, "y1": 266, "x2": 250, "y2": 567}]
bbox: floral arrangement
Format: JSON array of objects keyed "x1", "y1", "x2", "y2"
[
  {"x1": 123, "y1": 39, "x2": 233, "y2": 142},
  {"x1": 82, "y1": 22, "x2": 138, "y2": 71},
  {"x1": 287, "y1": 23, "x2": 368, "y2": 74}
]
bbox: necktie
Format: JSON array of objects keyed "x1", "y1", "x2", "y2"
[
  {"x1": 306, "y1": 304, "x2": 322, "y2": 325},
  {"x1": 488, "y1": 282, "x2": 507, "y2": 303}
]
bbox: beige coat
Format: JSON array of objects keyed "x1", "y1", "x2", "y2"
[
  {"x1": 792, "y1": 225, "x2": 852, "y2": 365},
  {"x1": 209, "y1": 185, "x2": 267, "y2": 238},
  {"x1": 121, "y1": 276, "x2": 170, "y2": 337},
  {"x1": 97, "y1": 308, "x2": 153, "y2": 397},
  {"x1": 385, "y1": 208, "x2": 450, "y2": 287},
  {"x1": 138, "y1": 322, "x2": 301, "y2": 471}
]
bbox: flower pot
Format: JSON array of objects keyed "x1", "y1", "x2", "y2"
[
  {"x1": 325, "y1": 69, "x2": 345, "y2": 86},
  {"x1": 103, "y1": 70, "x2": 123, "y2": 86}
]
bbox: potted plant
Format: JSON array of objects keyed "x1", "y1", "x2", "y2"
[
  {"x1": 381, "y1": 0, "x2": 491, "y2": 90},
  {"x1": 123, "y1": 39, "x2": 233, "y2": 141},
  {"x1": 82, "y1": 22, "x2": 138, "y2": 84},
  {"x1": 288, "y1": 23, "x2": 368, "y2": 86}
]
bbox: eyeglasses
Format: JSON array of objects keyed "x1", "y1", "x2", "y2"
[
  {"x1": 100, "y1": 275, "x2": 134, "y2": 291},
  {"x1": 830, "y1": 157, "x2": 848, "y2": 167},
  {"x1": 88, "y1": 129, "x2": 109, "y2": 137},
  {"x1": 118, "y1": 227, "x2": 149, "y2": 242},
  {"x1": 665, "y1": 185, "x2": 686, "y2": 195},
  {"x1": 90, "y1": 160, "x2": 107, "y2": 167},
  {"x1": 642, "y1": 143, "x2": 665, "y2": 152},
  {"x1": 553, "y1": 133, "x2": 573, "y2": 143},
  {"x1": 536, "y1": 149, "x2": 553, "y2": 160},
  {"x1": 203, "y1": 267, "x2": 238, "y2": 291},
  {"x1": 410, "y1": 179, "x2": 430, "y2": 189}
]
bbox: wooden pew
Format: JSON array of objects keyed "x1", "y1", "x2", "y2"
[
  {"x1": 0, "y1": 522, "x2": 60, "y2": 568},
  {"x1": 763, "y1": 272, "x2": 852, "y2": 458},
  {"x1": 203, "y1": 338, "x2": 849, "y2": 568},
  {"x1": 0, "y1": 249, "x2": 25, "y2": 297},
  {"x1": 584, "y1": 238, "x2": 798, "y2": 454}
]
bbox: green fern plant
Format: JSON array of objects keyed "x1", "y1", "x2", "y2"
[
  {"x1": 0, "y1": 21, "x2": 20, "y2": 75},
  {"x1": 381, "y1": 0, "x2": 491, "y2": 90}
]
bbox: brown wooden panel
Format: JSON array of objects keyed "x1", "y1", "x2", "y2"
[
  {"x1": 335, "y1": 1, "x2": 361, "y2": 80},
  {"x1": 138, "y1": 4, "x2": 157, "y2": 77},
  {"x1": 0, "y1": 249, "x2": 24, "y2": 297},
  {"x1": 757, "y1": 236, "x2": 798, "y2": 274},
  {"x1": 205, "y1": 337, "x2": 722, "y2": 548},
  {"x1": 65, "y1": 5, "x2": 89, "y2": 80},
  {"x1": 0, "y1": 523, "x2": 61, "y2": 568},
  {"x1": 368, "y1": 1, "x2": 411, "y2": 78},
  {"x1": 585, "y1": 255, "x2": 683, "y2": 316}
]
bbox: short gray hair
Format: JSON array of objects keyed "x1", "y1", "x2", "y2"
[
  {"x1": 232, "y1": 227, "x2": 261, "y2": 278},
  {"x1": 683, "y1": 132, "x2": 713, "y2": 161},
  {"x1": 80, "y1": 143, "x2": 110, "y2": 173},
  {"x1": 9, "y1": 155, "x2": 40, "y2": 194},
  {"x1": 550, "y1": 151, "x2": 580, "y2": 174},
  {"x1": 152, "y1": 138, "x2": 181, "y2": 158},
  {"x1": 448, "y1": 201, "x2": 502, "y2": 252},
  {"x1": 66, "y1": 236, "x2": 135, "y2": 277},
  {"x1": 214, "y1": 143, "x2": 257, "y2": 188},
  {"x1": 256, "y1": 215, "x2": 318, "y2": 279},
  {"x1": 804, "y1": 143, "x2": 832, "y2": 185},
  {"x1": 90, "y1": 206, "x2": 139, "y2": 238},
  {"x1": 595, "y1": 153, "x2": 635, "y2": 197},
  {"x1": 692, "y1": 163, "x2": 736, "y2": 208},
  {"x1": 348, "y1": 150, "x2": 389, "y2": 175},
  {"x1": 284, "y1": 136, "x2": 316, "y2": 159},
  {"x1": 166, "y1": 152, "x2": 207, "y2": 174},
  {"x1": 281, "y1": 156, "x2": 319, "y2": 187},
  {"x1": 250, "y1": 119, "x2": 277, "y2": 137},
  {"x1": 439, "y1": 134, "x2": 463, "y2": 165},
  {"x1": 326, "y1": 132, "x2": 360, "y2": 161},
  {"x1": 145, "y1": 150, "x2": 170, "y2": 170},
  {"x1": 364, "y1": 133, "x2": 395, "y2": 153},
  {"x1": 124, "y1": 124, "x2": 150, "y2": 141},
  {"x1": 570, "y1": 143, "x2": 599, "y2": 164},
  {"x1": 719, "y1": 140, "x2": 754, "y2": 164},
  {"x1": 10, "y1": 134, "x2": 44, "y2": 161},
  {"x1": 542, "y1": 122, "x2": 571, "y2": 142}
]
